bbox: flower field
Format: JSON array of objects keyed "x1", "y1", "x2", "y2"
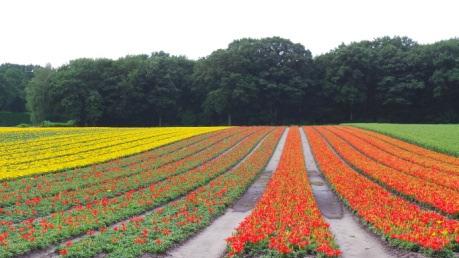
[
  {"x1": 347, "y1": 123, "x2": 459, "y2": 157},
  {"x1": 0, "y1": 125, "x2": 458, "y2": 258},
  {"x1": 227, "y1": 127, "x2": 340, "y2": 257},
  {"x1": 0, "y1": 127, "x2": 225, "y2": 180},
  {"x1": 305, "y1": 126, "x2": 459, "y2": 257},
  {"x1": 316, "y1": 127, "x2": 459, "y2": 216}
]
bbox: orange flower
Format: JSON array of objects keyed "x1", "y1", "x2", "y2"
[
  {"x1": 227, "y1": 127, "x2": 340, "y2": 257},
  {"x1": 305, "y1": 127, "x2": 459, "y2": 253}
]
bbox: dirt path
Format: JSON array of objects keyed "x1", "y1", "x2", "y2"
[
  {"x1": 19, "y1": 129, "x2": 264, "y2": 258},
  {"x1": 165, "y1": 128, "x2": 289, "y2": 258},
  {"x1": 300, "y1": 128, "x2": 398, "y2": 258}
]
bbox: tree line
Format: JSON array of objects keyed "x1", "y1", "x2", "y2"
[{"x1": 1, "y1": 36, "x2": 458, "y2": 126}]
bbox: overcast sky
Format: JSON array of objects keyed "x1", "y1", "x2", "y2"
[{"x1": 0, "y1": 0, "x2": 458, "y2": 67}]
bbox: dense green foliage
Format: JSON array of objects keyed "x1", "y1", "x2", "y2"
[
  {"x1": 40, "y1": 120, "x2": 76, "y2": 127},
  {"x1": 24, "y1": 53, "x2": 194, "y2": 125},
  {"x1": 1, "y1": 36, "x2": 459, "y2": 125},
  {"x1": 0, "y1": 64, "x2": 36, "y2": 113},
  {"x1": 348, "y1": 123, "x2": 459, "y2": 156},
  {"x1": 194, "y1": 37, "x2": 316, "y2": 125},
  {"x1": 0, "y1": 112, "x2": 30, "y2": 126},
  {"x1": 317, "y1": 37, "x2": 459, "y2": 123}
]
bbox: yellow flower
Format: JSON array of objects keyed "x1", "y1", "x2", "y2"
[{"x1": 0, "y1": 126, "x2": 227, "y2": 180}]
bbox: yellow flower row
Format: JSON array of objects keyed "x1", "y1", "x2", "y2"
[
  {"x1": 0, "y1": 127, "x2": 227, "y2": 180},
  {"x1": 0, "y1": 128, "x2": 122, "y2": 149},
  {"x1": 1, "y1": 129, "x2": 176, "y2": 163}
]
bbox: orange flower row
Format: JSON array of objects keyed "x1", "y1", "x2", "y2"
[
  {"x1": 341, "y1": 126, "x2": 459, "y2": 176},
  {"x1": 326, "y1": 126, "x2": 459, "y2": 190},
  {"x1": 346, "y1": 126, "x2": 459, "y2": 168},
  {"x1": 227, "y1": 127, "x2": 340, "y2": 257},
  {"x1": 316, "y1": 127, "x2": 459, "y2": 217},
  {"x1": 305, "y1": 127, "x2": 459, "y2": 255}
]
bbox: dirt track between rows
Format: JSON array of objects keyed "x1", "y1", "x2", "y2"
[{"x1": 165, "y1": 128, "x2": 288, "y2": 258}]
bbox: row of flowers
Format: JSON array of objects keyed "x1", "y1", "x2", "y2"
[
  {"x1": 0, "y1": 128, "x2": 245, "y2": 223},
  {"x1": 0, "y1": 127, "x2": 91, "y2": 149},
  {"x1": 3, "y1": 129, "x2": 148, "y2": 157},
  {"x1": 346, "y1": 126, "x2": 459, "y2": 167},
  {"x1": 0, "y1": 128, "x2": 234, "y2": 203},
  {"x1": 226, "y1": 127, "x2": 341, "y2": 258},
  {"x1": 56, "y1": 128, "x2": 284, "y2": 257},
  {"x1": 326, "y1": 126, "x2": 459, "y2": 190},
  {"x1": 0, "y1": 127, "x2": 268, "y2": 257},
  {"x1": 306, "y1": 127, "x2": 459, "y2": 257},
  {"x1": 0, "y1": 127, "x2": 225, "y2": 179},
  {"x1": 340, "y1": 126, "x2": 459, "y2": 176},
  {"x1": 3, "y1": 130, "x2": 186, "y2": 177},
  {"x1": 316, "y1": 127, "x2": 459, "y2": 217}
]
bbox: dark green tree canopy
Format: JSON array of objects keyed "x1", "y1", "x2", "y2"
[
  {"x1": 194, "y1": 37, "x2": 315, "y2": 125},
  {"x1": 0, "y1": 36, "x2": 458, "y2": 126},
  {"x1": 0, "y1": 64, "x2": 36, "y2": 112}
]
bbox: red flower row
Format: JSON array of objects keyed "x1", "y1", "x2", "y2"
[
  {"x1": 0, "y1": 128, "x2": 268, "y2": 257},
  {"x1": 346, "y1": 126, "x2": 459, "y2": 168},
  {"x1": 57, "y1": 128, "x2": 284, "y2": 257},
  {"x1": 306, "y1": 127, "x2": 459, "y2": 254},
  {"x1": 340, "y1": 126, "x2": 459, "y2": 176},
  {"x1": 316, "y1": 127, "x2": 459, "y2": 216},
  {"x1": 0, "y1": 128, "x2": 248, "y2": 223},
  {"x1": 326, "y1": 126, "x2": 459, "y2": 190},
  {"x1": 0, "y1": 128, "x2": 237, "y2": 206},
  {"x1": 227, "y1": 127, "x2": 340, "y2": 257}
]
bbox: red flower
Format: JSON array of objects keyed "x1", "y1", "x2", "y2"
[
  {"x1": 58, "y1": 249, "x2": 68, "y2": 256},
  {"x1": 227, "y1": 128, "x2": 339, "y2": 256},
  {"x1": 305, "y1": 126, "x2": 459, "y2": 253}
]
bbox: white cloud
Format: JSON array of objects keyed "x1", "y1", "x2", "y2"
[{"x1": 0, "y1": 0, "x2": 457, "y2": 67}]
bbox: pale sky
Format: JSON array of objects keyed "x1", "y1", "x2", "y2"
[{"x1": 0, "y1": 0, "x2": 458, "y2": 67}]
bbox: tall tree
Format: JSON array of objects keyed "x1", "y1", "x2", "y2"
[
  {"x1": 129, "y1": 52, "x2": 194, "y2": 125},
  {"x1": 25, "y1": 65, "x2": 55, "y2": 124},
  {"x1": 0, "y1": 64, "x2": 36, "y2": 112},
  {"x1": 317, "y1": 36, "x2": 422, "y2": 122},
  {"x1": 194, "y1": 37, "x2": 314, "y2": 125},
  {"x1": 427, "y1": 39, "x2": 459, "y2": 122}
]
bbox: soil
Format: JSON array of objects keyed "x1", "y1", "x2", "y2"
[
  {"x1": 164, "y1": 128, "x2": 289, "y2": 258},
  {"x1": 300, "y1": 128, "x2": 398, "y2": 258},
  {"x1": 19, "y1": 130, "x2": 261, "y2": 258}
]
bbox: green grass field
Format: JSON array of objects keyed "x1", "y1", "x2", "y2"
[{"x1": 346, "y1": 123, "x2": 459, "y2": 157}]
